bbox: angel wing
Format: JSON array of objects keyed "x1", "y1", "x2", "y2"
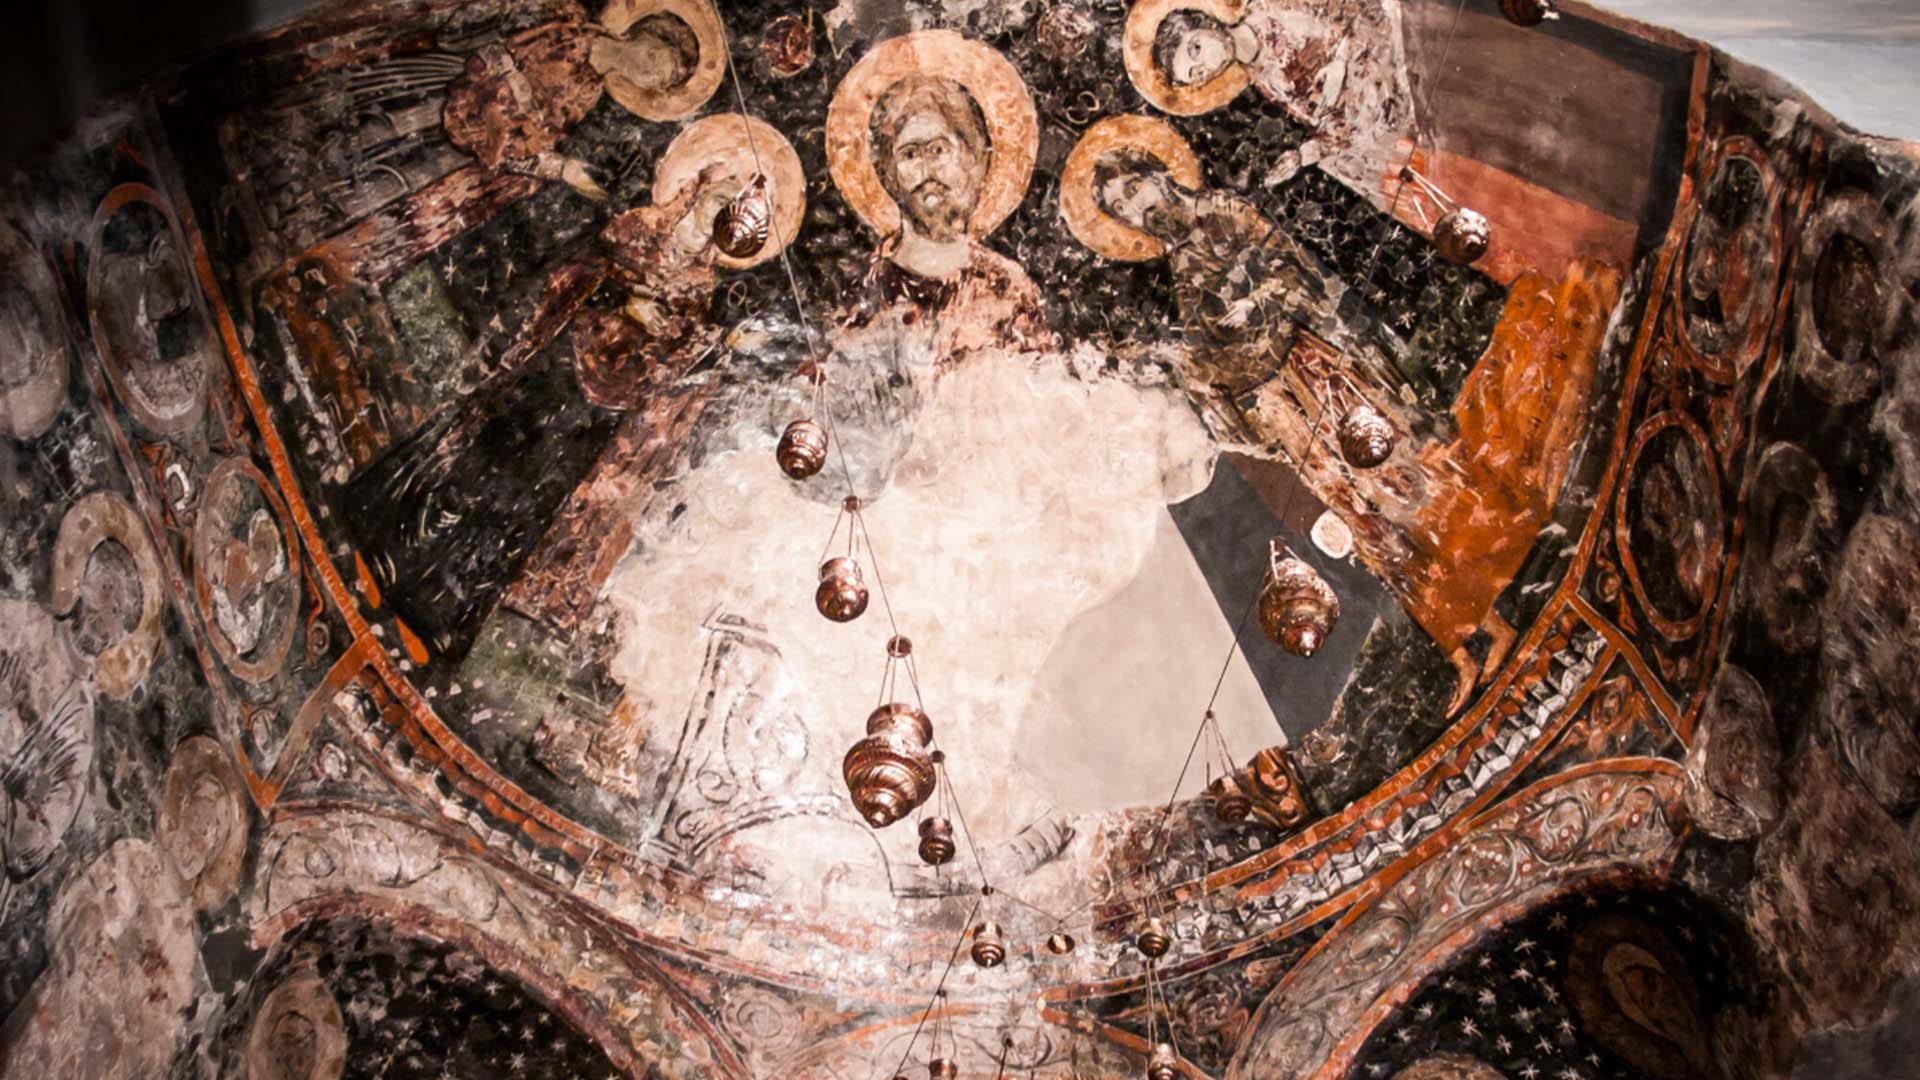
[{"x1": 2, "y1": 680, "x2": 94, "y2": 883}]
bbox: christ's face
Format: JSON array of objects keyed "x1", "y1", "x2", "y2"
[{"x1": 887, "y1": 110, "x2": 980, "y2": 242}]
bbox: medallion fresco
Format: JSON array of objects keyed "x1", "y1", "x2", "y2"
[{"x1": 1, "y1": 0, "x2": 1918, "y2": 1076}]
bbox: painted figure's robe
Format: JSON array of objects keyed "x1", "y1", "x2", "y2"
[
  {"x1": 1239, "y1": 0, "x2": 1412, "y2": 191},
  {"x1": 441, "y1": 20, "x2": 604, "y2": 182},
  {"x1": 1166, "y1": 191, "x2": 1346, "y2": 395},
  {"x1": 340, "y1": 187, "x2": 720, "y2": 658},
  {"x1": 839, "y1": 238, "x2": 1055, "y2": 374}
]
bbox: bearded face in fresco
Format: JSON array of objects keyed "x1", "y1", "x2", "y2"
[
  {"x1": 1154, "y1": 10, "x2": 1237, "y2": 87},
  {"x1": 871, "y1": 75, "x2": 990, "y2": 244},
  {"x1": 1091, "y1": 147, "x2": 1198, "y2": 243}
]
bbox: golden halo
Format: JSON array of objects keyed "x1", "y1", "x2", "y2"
[
  {"x1": 1060, "y1": 115, "x2": 1204, "y2": 262},
  {"x1": 653, "y1": 113, "x2": 806, "y2": 270},
  {"x1": 50, "y1": 490, "x2": 166, "y2": 701},
  {"x1": 825, "y1": 29, "x2": 1037, "y2": 239},
  {"x1": 1124, "y1": 0, "x2": 1250, "y2": 117},
  {"x1": 600, "y1": 0, "x2": 726, "y2": 122}
]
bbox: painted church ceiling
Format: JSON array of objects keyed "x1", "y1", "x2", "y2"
[{"x1": 2, "y1": 0, "x2": 1920, "y2": 1076}]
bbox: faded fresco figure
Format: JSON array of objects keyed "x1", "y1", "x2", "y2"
[
  {"x1": 1065, "y1": 114, "x2": 1605, "y2": 714},
  {"x1": 1091, "y1": 147, "x2": 1342, "y2": 395},
  {"x1": 217, "y1": 0, "x2": 718, "y2": 265},
  {"x1": 95, "y1": 232, "x2": 205, "y2": 398},
  {"x1": 1130, "y1": 0, "x2": 1411, "y2": 190},
  {"x1": 0, "y1": 610, "x2": 94, "y2": 909},
  {"x1": 503, "y1": 112, "x2": 807, "y2": 630},
  {"x1": 565, "y1": 162, "x2": 739, "y2": 408},
  {"x1": 338, "y1": 163, "x2": 740, "y2": 657},
  {"x1": 340, "y1": 115, "x2": 804, "y2": 654},
  {"x1": 843, "y1": 75, "x2": 1052, "y2": 370},
  {"x1": 442, "y1": 11, "x2": 700, "y2": 200}
]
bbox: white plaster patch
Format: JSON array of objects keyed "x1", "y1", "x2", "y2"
[{"x1": 604, "y1": 358, "x2": 1215, "y2": 847}]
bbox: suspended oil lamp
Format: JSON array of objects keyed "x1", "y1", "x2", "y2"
[
  {"x1": 1336, "y1": 403, "x2": 1395, "y2": 469},
  {"x1": 1259, "y1": 542, "x2": 1340, "y2": 657},
  {"x1": 970, "y1": 920, "x2": 1006, "y2": 968},
  {"x1": 1147, "y1": 1043, "x2": 1179, "y2": 1080},
  {"x1": 1307, "y1": 370, "x2": 1395, "y2": 475},
  {"x1": 923, "y1": 988, "x2": 960, "y2": 1080},
  {"x1": 1139, "y1": 923, "x2": 1179, "y2": 1079},
  {"x1": 1197, "y1": 709, "x2": 1251, "y2": 824},
  {"x1": 1398, "y1": 166, "x2": 1492, "y2": 266},
  {"x1": 1500, "y1": 0, "x2": 1556, "y2": 26},
  {"x1": 1433, "y1": 207, "x2": 1491, "y2": 266},
  {"x1": 776, "y1": 359, "x2": 829, "y2": 480},
  {"x1": 918, "y1": 815, "x2": 956, "y2": 866},
  {"x1": 712, "y1": 175, "x2": 772, "y2": 260},
  {"x1": 1136, "y1": 916, "x2": 1171, "y2": 960},
  {"x1": 814, "y1": 496, "x2": 871, "y2": 622},
  {"x1": 844, "y1": 703, "x2": 935, "y2": 827},
  {"x1": 843, "y1": 636, "x2": 937, "y2": 827},
  {"x1": 1046, "y1": 931, "x2": 1076, "y2": 956},
  {"x1": 1208, "y1": 772, "x2": 1253, "y2": 824},
  {"x1": 916, "y1": 697, "x2": 964, "y2": 866},
  {"x1": 817, "y1": 556, "x2": 870, "y2": 621},
  {"x1": 778, "y1": 418, "x2": 829, "y2": 479},
  {"x1": 1208, "y1": 745, "x2": 1313, "y2": 831}
]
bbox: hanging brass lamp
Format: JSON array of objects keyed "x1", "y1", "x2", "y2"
[
  {"x1": 1198, "y1": 709, "x2": 1253, "y2": 824},
  {"x1": 1500, "y1": 0, "x2": 1556, "y2": 26},
  {"x1": 817, "y1": 556, "x2": 870, "y2": 621},
  {"x1": 1208, "y1": 772, "x2": 1253, "y2": 824},
  {"x1": 1147, "y1": 1043, "x2": 1179, "y2": 1080},
  {"x1": 778, "y1": 418, "x2": 829, "y2": 479},
  {"x1": 918, "y1": 815, "x2": 956, "y2": 865},
  {"x1": 1259, "y1": 542, "x2": 1340, "y2": 657},
  {"x1": 712, "y1": 175, "x2": 772, "y2": 259},
  {"x1": 814, "y1": 496, "x2": 871, "y2": 622},
  {"x1": 1336, "y1": 403, "x2": 1395, "y2": 469},
  {"x1": 776, "y1": 360, "x2": 829, "y2": 480},
  {"x1": 843, "y1": 703, "x2": 935, "y2": 827},
  {"x1": 1398, "y1": 166, "x2": 1492, "y2": 266},
  {"x1": 842, "y1": 636, "x2": 937, "y2": 828},
  {"x1": 1136, "y1": 916, "x2": 1171, "y2": 960},
  {"x1": 970, "y1": 920, "x2": 1006, "y2": 968}
]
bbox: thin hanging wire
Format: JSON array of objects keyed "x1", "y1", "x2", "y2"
[
  {"x1": 716, "y1": 2, "x2": 875, "y2": 522},
  {"x1": 878, "y1": 895, "x2": 983, "y2": 1080},
  {"x1": 855, "y1": 511, "x2": 910, "y2": 651},
  {"x1": 938, "y1": 751, "x2": 996, "y2": 890},
  {"x1": 717, "y1": 18, "x2": 820, "y2": 363},
  {"x1": 716, "y1": 21, "x2": 1020, "y2": 1070},
  {"x1": 1145, "y1": 961, "x2": 1160, "y2": 1048},
  {"x1": 711, "y1": 0, "x2": 1483, "y2": 1070},
  {"x1": 1108, "y1": 1, "x2": 1481, "y2": 1067}
]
